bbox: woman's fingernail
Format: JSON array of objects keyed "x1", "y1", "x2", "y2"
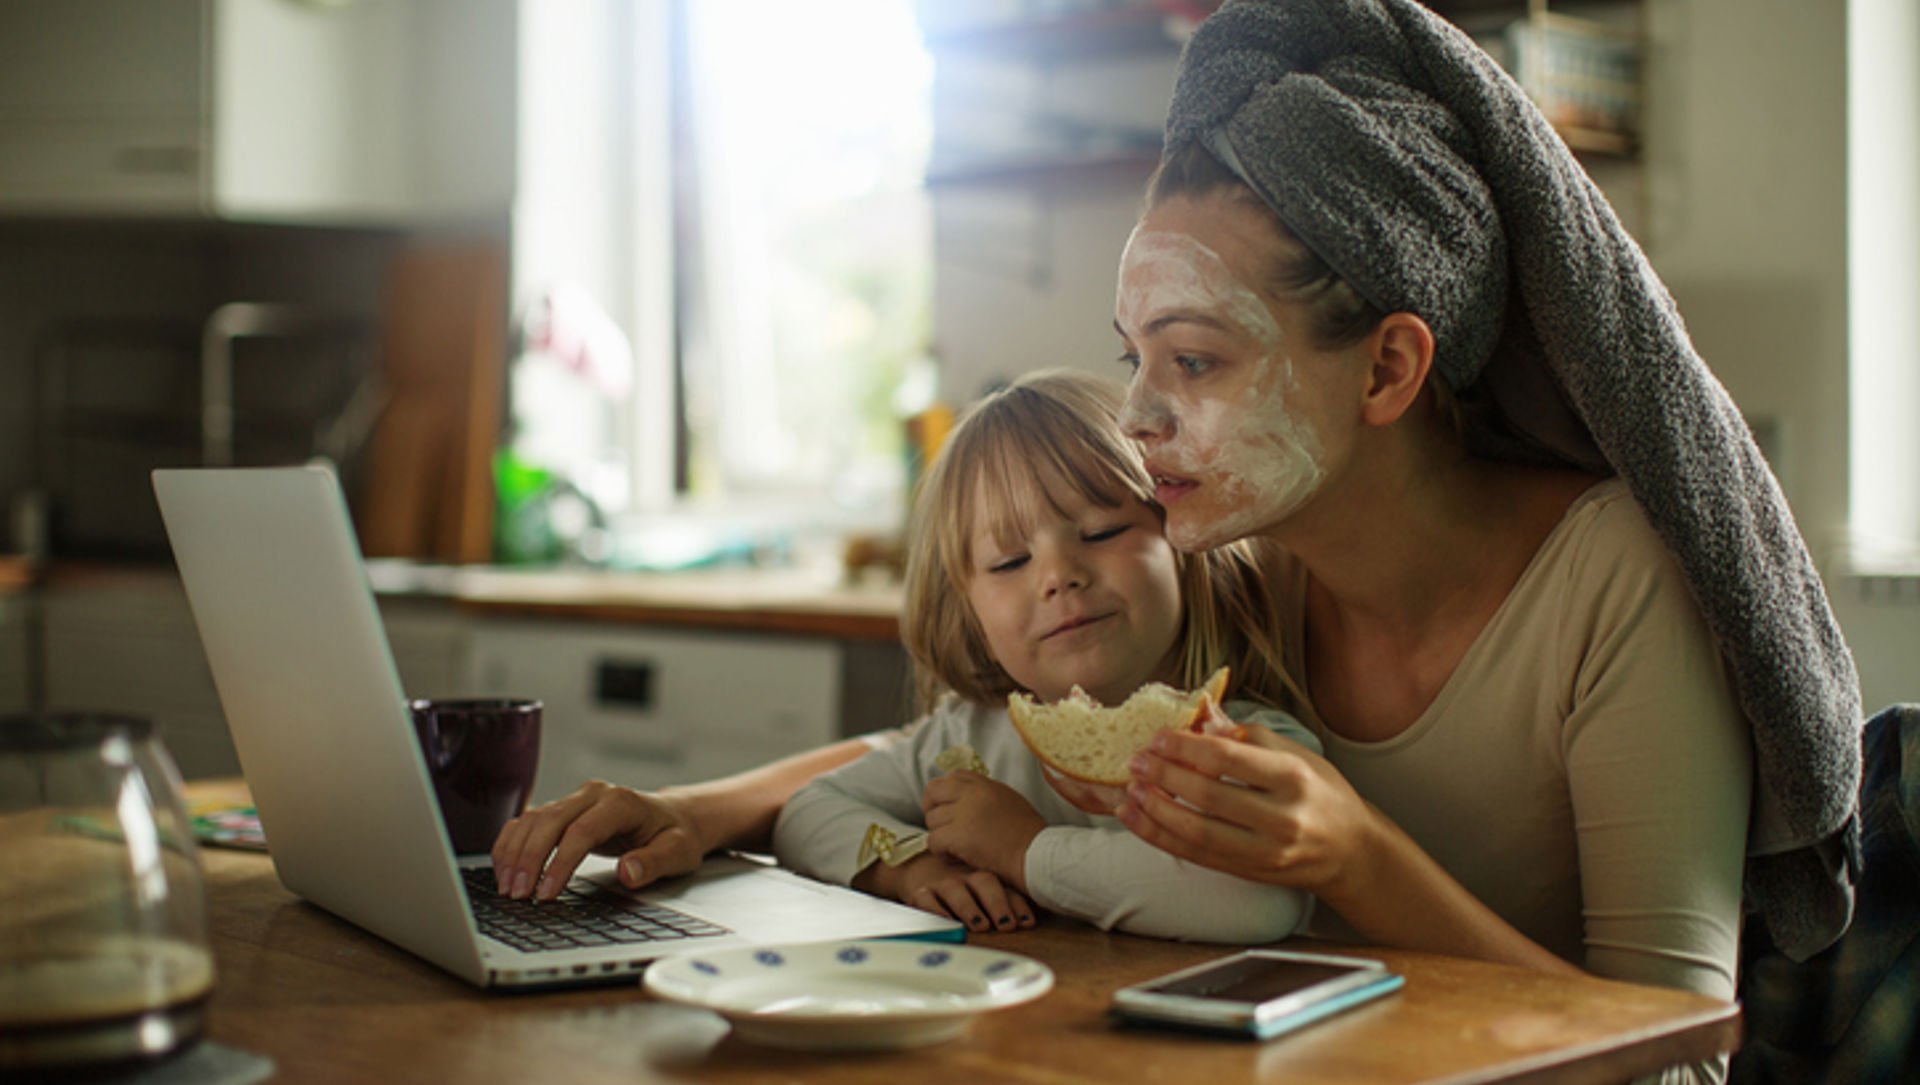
[
  {"x1": 969, "y1": 915, "x2": 987, "y2": 929},
  {"x1": 996, "y1": 915, "x2": 1014, "y2": 929},
  {"x1": 621, "y1": 857, "x2": 644, "y2": 884},
  {"x1": 509, "y1": 870, "x2": 531, "y2": 898},
  {"x1": 1129, "y1": 753, "x2": 1152, "y2": 776},
  {"x1": 535, "y1": 874, "x2": 556, "y2": 900}
]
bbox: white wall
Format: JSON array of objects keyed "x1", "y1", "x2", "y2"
[
  {"x1": 1643, "y1": 0, "x2": 1849, "y2": 551},
  {"x1": 1640, "y1": 0, "x2": 1919, "y2": 712},
  {"x1": 934, "y1": 185, "x2": 1146, "y2": 401},
  {"x1": 929, "y1": 1, "x2": 1920, "y2": 710},
  {"x1": 931, "y1": 50, "x2": 1175, "y2": 402}
]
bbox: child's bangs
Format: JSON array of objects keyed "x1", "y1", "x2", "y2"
[{"x1": 958, "y1": 404, "x2": 1153, "y2": 565}]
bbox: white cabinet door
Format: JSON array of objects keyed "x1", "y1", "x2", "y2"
[
  {"x1": 34, "y1": 574, "x2": 478, "y2": 780},
  {"x1": 467, "y1": 620, "x2": 843, "y2": 803},
  {"x1": 0, "y1": 0, "x2": 515, "y2": 222},
  {"x1": 0, "y1": 0, "x2": 208, "y2": 214},
  {"x1": 208, "y1": 0, "x2": 516, "y2": 223},
  {"x1": 379, "y1": 597, "x2": 476, "y2": 702}
]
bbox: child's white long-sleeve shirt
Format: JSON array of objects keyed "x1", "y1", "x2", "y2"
[{"x1": 773, "y1": 695, "x2": 1319, "y2": 943}]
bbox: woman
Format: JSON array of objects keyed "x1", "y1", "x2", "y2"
[
  {"x1": 1107, "y1": 139, "x2": 1752, "y2": 988},
  {"x1": 1093, "y1": 1, "x2": 1862, "y2": 1080}
]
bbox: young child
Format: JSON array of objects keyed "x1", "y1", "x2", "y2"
[{"x1": 773, "y1": 369, "x2": 1320, "y2": 942}]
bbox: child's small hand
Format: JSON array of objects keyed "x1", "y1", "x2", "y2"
[
  {"x1": 867, "y1": 852, "x2": 1037, "y2": 933},
  {"x1": 921, "y1": 772, "x2": 1045, "y2": 890}
]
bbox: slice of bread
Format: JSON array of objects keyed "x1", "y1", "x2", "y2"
[{"x1": 1007, "y1": 667, "x2": 1231, "y2": 786}]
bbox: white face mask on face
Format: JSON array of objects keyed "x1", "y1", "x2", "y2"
[{"x1": 1116, "y1": 227, "x2": 1327, "y2": 552}]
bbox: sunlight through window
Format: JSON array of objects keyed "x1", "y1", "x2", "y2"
[
  {"x1": 680, "y1": 0, "x2": 933, "y2": 515},
  {"x1": 511, "y1": 0, "x2": 931, "y2": 567}
]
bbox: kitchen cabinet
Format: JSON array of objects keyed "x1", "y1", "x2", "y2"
[
  {"x1": 38, "y1": 572, "x2": 238, "y2": 778},
  {"x1": 0, "y1": 0, "x2": 514, "y2": 223},
  {"x1": 29, "y1": 569, "x2": 478, "y2": 779},
  {"x1": 466, "y1": 619, "x2": 852, "y2": 804},
  {"x1": 23, "y1": 564, "x2": 912, "y2": 796},
  {"x1": 379, "y1": 595, "x2": 478, "y2": 702}
]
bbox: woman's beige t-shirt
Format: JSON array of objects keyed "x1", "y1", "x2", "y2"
[{"x1": 1286, "y1": 479, "x2": 1752, "y2": 1001}]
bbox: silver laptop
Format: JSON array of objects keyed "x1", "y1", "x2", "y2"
[{"x1": 152, "y1": 465, "x2": 961, "y2": 989}]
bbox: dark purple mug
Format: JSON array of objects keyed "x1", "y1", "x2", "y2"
[{"x1": 409, "y1": 698, "x2": 542, "y2": 855}]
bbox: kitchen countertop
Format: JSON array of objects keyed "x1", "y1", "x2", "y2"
[
  {"x1": 3, "y1": 558, "x2": 906, "y2": 641},
  {"x1": 366, "y1": 559, "x2": 906, "y2": 640}
]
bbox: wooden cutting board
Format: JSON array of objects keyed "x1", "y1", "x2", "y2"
[{"x1": 355, "y1": 240, "x2": 507, "y2": 564}]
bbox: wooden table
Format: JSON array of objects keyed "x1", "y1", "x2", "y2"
[{"x1": 193, "y1": 845, "x2": 1740, "y2": 1085}]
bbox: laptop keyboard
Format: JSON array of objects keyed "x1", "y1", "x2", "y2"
[{"x1": 461, "y1": 867, "x2": 730, "y2": 954}]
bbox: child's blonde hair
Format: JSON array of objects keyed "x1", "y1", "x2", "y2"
[{"x1": 901, "y1": 368, "x2": 1298, "y2": 713}]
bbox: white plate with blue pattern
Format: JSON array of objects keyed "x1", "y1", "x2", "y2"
[{"x1": 642, "y1": 939, "x2": 1054, "y2": 1050}]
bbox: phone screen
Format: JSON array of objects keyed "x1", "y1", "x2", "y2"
[{"x1": 1142, "y1": 957, "x2": 1365, "y2": 1004}]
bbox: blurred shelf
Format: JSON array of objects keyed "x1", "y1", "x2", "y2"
[
  {"x1": 922, "y1": 3, "x2": 1218, "y2": 63},
  {"x1": 922, "y1": 6, "x2": 1192, "y2": 193},
  {"x1": 1427, "y1": 0, "x2": 1550, "y2": 14},
  {"x1": 1446, "y1": 2, "x2": 1642, "y2": 159},
  {"x1": 1556, "y1": 123, "x2": 1636, "y2": 158},
  {"x1": 921, "y1": 0, "x2": 1638, "y2": 195},
  {"x1": 925, "y1": 149, "x2": 1161, "y2": 190}
]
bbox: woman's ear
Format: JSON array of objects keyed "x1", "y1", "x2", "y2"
[{"x1": 1359, "y1": 312, "x2": 1436, "y2": 427}]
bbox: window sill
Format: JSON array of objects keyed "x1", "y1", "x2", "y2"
[{"x1": 1837, "y1": 545, "x2": 1920, "y2": 603}]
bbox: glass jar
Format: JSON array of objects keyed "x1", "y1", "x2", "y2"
[{"x1": 0, "y1": 714, "x2": 214, "y2": 1075}]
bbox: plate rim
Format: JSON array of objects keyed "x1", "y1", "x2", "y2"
[{"x1": 642, "y1": 938, "x2": 1054, "y2": 1023}]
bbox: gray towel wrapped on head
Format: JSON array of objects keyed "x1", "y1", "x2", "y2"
[{"x1": 1166, "y1": 0, "x2": 1862, "y2": 962}]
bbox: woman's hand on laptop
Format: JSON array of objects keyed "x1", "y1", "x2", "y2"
[
  {"x1": 491, "y1": 738, "x2": 882, "y2": 901},
  {"x1": 490, "y1": 780, "x2": 706, "y2": 901}
]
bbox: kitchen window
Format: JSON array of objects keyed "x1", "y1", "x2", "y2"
[
  {"x1": 1848, "y1": 0, "x2": 1920, "y2": 571},
  {"x1": 513, "y1": 0, "x2": 932, "y2": 560}
]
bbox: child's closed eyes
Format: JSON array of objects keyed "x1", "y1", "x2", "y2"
[{"x1": 981, "y1": 522, "x2": 1135, "y2": 575}]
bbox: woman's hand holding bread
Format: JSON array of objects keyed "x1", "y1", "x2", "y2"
[
  {"x1": 1116, "y1": 724, "x2": 1379, "y2": 900},
  {"x1": 1009, "y1": 667, "x2": 1233, "y2": 786},
  {"x1": 1119, "y1": 725, "x2": 1590, "y2": 976},
  {"x1": 1015, "y1": 667, "x2": 1241, "y2": 815}
]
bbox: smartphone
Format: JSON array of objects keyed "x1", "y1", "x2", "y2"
[{"x1": 1110, "y1": 948, "x2": 1404, "y2": 1040}]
